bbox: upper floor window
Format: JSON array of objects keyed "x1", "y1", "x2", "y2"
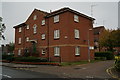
[
  {"x1": 54, "y1": 30, "x2": 60, "y2": 39},
  {"x1": 75, "y1": 46, "x2": 80, "y2": 56},
  {"x1": 41, "y1": 20, "x2": 45, "y2": 25},
  {"x1": 18, "y1": 27, "x2": 22, "y2": 32},
  {"x1": 54, "y1": 47, "x2": 60, "y2": 56},
  {"x1": 74, "y1": 15, "x2": 79, "y2": 22},
  {"x1": 26, "y1": 37, "x2": 29, "y2": 42},
  {"x1": 33, "y1": 24, "x2": 37, "y2": 34},
  {"x1": 74, "y1": 29, "x2": 80, "y2": 39},
  {"x1": 33, "y1": 15, "x2": 37, "y2": 20},
  {"x1": 41, "y1": 34, "x2": 45, "y2": 40},
  {"x1": 18, "y1": 38, "x2": 21, "y2": 44},
  {"x1": 54, "y1": 15, "x2": 59, "y2": 23},
  {"x1": 26, "y1": 25, "x2": 29, "y2": 29}
]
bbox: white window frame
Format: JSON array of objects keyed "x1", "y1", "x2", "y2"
[
  {"x1": 26, "y1": 25, "x2": 29, "y2": 29},
  {"x1": 75, "y1": 46, "x2": 80, "y2": 56},
  {"x1": 54, "y1": 15, "x2": 59, "y2": 23},
  {"x1": 41, "y1": 20, "x2": 45, "y2": 25},
  {"x1": 42, "y1": 49, "x2": 46, "y2": 54},
  {"x1": 41, "y1": 34, "x2": 45, "y2": 40},
  {"x1": 74, "y1": 29, "x2": 80, "y2": 39},
  {"x1": 33, "y1": 24, "x2": 37, "y2": 34},
  {"x1": 74, "y1": 15, "x2": 79, "y2": 22},
  {"x1": 54, "y1": 30, "x2": 60, "y2": 39},
  {"x1": 18, "y1": 49, "x2": 21, "y2": 56},
  {"x1": 33, "y1": 15, "x2": 37, "y2": 20},
  {"x1": 26, "y1": 37, "x2": 29, "y2": 42},
  {"x1": 18, "y1": 27, "x2": 22, "y2": 32},
  {"x1": 54, "y1": 47, "x2": 60, "y2": 56},
  {"x1": 18, "y1": 38, "x2": 21, "y2": 44}
]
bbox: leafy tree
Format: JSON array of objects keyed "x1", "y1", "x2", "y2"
[
  {"x1": 0, "y1": 17, "x2": 6, "y2": 40},
  {"x1": 99, "y1": 28, "x2": 120, "y2": 51},
  {"x1": 8, "y1": 42, "x2": 15, "y2": 53}
]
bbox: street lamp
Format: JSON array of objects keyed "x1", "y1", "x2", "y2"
[{"x1": 88, "y1": 28, "x2": 92, "y2": 62}]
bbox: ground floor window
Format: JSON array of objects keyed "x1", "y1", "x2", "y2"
[
  {"x1": 75, "y1": 46, "x2": 80, "y2": 56},
  {"x1": 18, "y1": 49, "x2": 21, "y2": 56},
  {"x1": 54, "y1": 47, "x2": 60, "y2": 56},
  {"x1": 42, "y1": 49, "x2": 46, "y2": 55}
]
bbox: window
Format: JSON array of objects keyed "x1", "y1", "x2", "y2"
[
  {"x1": 54, "y1": 47, "x2": 60, "y2": 56},
  {"x1": 75, "y1": 46, "x2": 80, "y2": 56},
  {"x1": 54, "y1": 15, "x2": 59, "y2": 23},
  {"x1": 18, "y1": 38, "x2": 21, "y2": 44},
  {"x1": 54, "y1": 30, "x2": 60, "y2": 39},
  {"x1": 26, "y1": 25, "x2": 29, "y2": 29},
  {"x1": 26, "y1": 37, "x2": 29, "y2": 42},
  {"x1": 18, "y1": 49, "x2": 21, "y2": 56},
  {"x1": 41, "y1": 34, "x2": 45, "y2": 40},
  {"x1": 18, "y1": 27, "x2": 22, "y2": 32},
  {"x1": 33, "y1": 24, "x2": 37, "y2": 34},
  {"x1": 74, "y1": 15, "x2": 79, "y2": 22},
  {"x1": 42, "y1": 49, "x2": 46, "y2": 54},
  {"x1": 41, "y1": 20, "x2": 45, "y2": 25},
  {"x1": 74, "y1": 29, "x2": 80, "y2": 39},
  {"x1": 33, "y1": 15, "x2": 37, "y2": 20}
]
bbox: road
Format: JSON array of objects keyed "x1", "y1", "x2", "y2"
[
  {"x1": 2, "y1": 66, "x2": 60, "y2": 78},
  {"x1": 1, "y1": 60, "x2": 115, "y2": 79}
]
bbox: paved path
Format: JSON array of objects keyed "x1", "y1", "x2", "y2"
[{"x1": 15, "y1": 60, "x2": 114, "y2": 78}]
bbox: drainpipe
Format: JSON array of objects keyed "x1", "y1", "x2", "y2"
[{"x1": 47, "y1": 17, "x2": 50, "y2": 61}]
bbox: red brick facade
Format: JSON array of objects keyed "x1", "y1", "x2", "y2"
[{"x1": 14, "y1": 7, "x2": 95, "y2": 62}]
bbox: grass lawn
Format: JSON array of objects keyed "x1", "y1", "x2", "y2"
[{"x1": 60, "y1": 60, "x2": 102, "y2": 66}]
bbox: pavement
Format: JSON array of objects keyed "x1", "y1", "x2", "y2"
[{"x1": 1, "y1": 60, "x2": 115, "y2": 78}]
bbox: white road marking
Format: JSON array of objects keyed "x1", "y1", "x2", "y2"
[{"x1": 0, "y1": 74, "x2": 12, "y2": 78}]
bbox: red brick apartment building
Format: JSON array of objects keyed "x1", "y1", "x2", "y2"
[
  {"x1": 93, "y1": 26, "x2": 105, "y2": 52},
  {"x1": 13, "y1": 7, "x2": 95, "y2": 62}
]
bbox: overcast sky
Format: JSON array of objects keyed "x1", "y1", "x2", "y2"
[{"x1": 0, "y1": 1, "x2": 119, "y2": 45}]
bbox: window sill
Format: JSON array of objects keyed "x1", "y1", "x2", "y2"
[
  {"x1": 54, "y1": 38, "x2": 60, "y2": 40},
  {"x1": 75, "y1": 54, "x2": 80, "y2": 56}
]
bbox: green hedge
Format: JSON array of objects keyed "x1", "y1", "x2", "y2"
[
  {"x1": 14, "y1": 56, "x2": 48, "y2": 62},
  {"x1": 95, "y1": 52, "x2": 114, "y2": 60},
  {"x1": 2, "y1": 54, "x2": 15, "y2": 62},
  {"x1": 115, "y1": 59, "x2": 120, "y2": 72},
  {"x1": 94, "y1": 57, "x2": 106, "y2": 60}
]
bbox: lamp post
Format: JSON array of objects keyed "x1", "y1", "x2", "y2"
[{"x1": 88, "y1": 29, "x2": 92, "y2": 62}]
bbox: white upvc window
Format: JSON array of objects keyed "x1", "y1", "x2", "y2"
[
  {"x1": 54, "y1": 47, "x2": 60, "y2": 56},
  {"x1": 54, "y1": 15, "x2": 59, "y2": 23},
  {"x1": 54, "y1": 30, "x2": 60, "y2": 39},
  {"x1": 74, "y1": 29, "x2": 80, "y2": 39},
  {"x1": 26, "y1": 25, "x2": 29, "y2": 29},
  {"x1": 33, "y1": 15, "x2": 37, "y2": 20},
  {"x1": 74, "y1": 15, "x2": 79, "y2": 22},
  {"x1": 42, "y1": 49, "x2": 46, "y2": 54},
  {"x1": 41, "y1": 20, "x2": 45, "y2": 25},
  {"x1": 18, "y1": 38, "x2": 21, "y2": 44},
  {"x1": 89, "y1": 46, "x2": 94, "y2": 50},
  {"x1": 18, "y1": 49, "x2": 21, "y2": 56},
  {"x1": 41, "y1": 34, "x2": 45, "y2": 40},
  {"x1": 75, "y1": 46, "x2": 80, "y2": 56},
  {"x1": 33, "y1": 24, "x2": 37, "y2": 34},
  {"x1": 26, "y1": 37, "x2": 29, "y2": 42},
  {"x1": 18, "y1": 27, "x2": 22, "y2": 32}
]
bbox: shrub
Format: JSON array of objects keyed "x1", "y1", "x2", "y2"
[
  {"x1": 2, "y1": 54, "x2": 14, "y2": 62},
  {"x1": 95, "y1": 52, "x2": 114, "y2": 60},
  {"x1": 115, "y1": 59, "x2": 120, "y2": 72},
  {"x1": 95, "y1": 57, "x2": 106, "y2": 60},
  {"x1": 14, "y1": 56, "x2": 48, "y2": 62}
]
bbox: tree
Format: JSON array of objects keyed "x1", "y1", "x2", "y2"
[
  {"x1": 99, "y1": 28, "x2": 120, "y2": 51},
  {"x1": 8, "y1": 42, "x2": 15, "y2": 53},
  {"x1": 0, "y1": 17, "x2": 6, "y2": 40}
]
